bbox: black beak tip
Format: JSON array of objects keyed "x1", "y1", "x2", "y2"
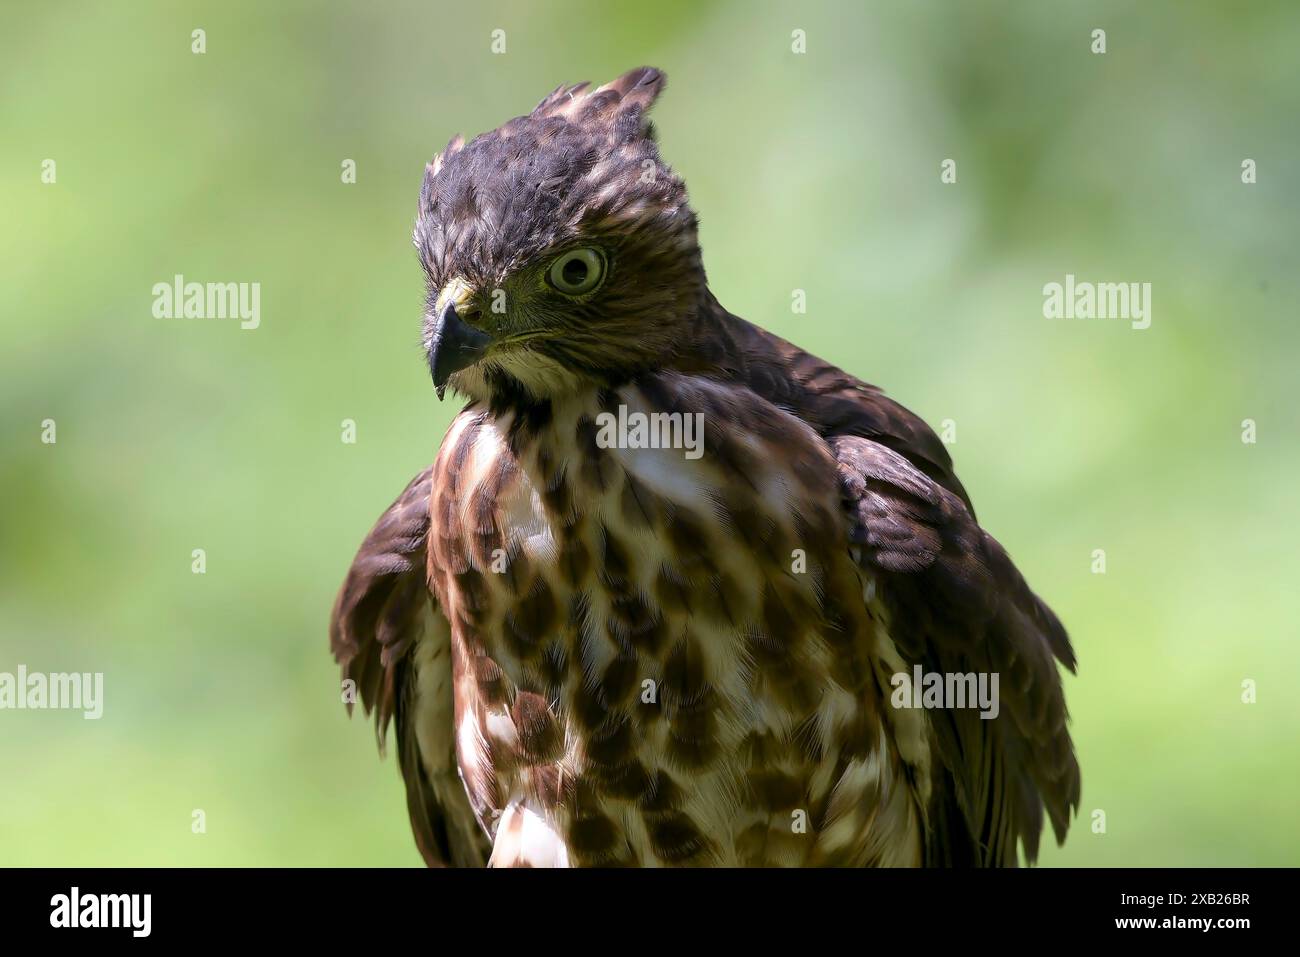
[{"x1": 427, "y1": 301, "x2": 490, "y2": 400}]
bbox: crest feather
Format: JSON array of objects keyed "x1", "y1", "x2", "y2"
[
  {"x1": 420, "y1": 134, "x2": 465, "y2": 213},
  {"x1": 530, "y1": 66, "x2": 665, "y2": 134}
]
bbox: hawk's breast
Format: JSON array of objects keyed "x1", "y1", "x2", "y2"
[{"x1": 427, "y1": 375, "x2": 928, "y2": 866}]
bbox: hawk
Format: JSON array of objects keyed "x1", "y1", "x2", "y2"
[{"x1": 330, "y1": 67, "x2": 1079, "y2": 867}]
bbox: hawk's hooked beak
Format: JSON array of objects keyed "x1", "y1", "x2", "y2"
[{"x1": 428, "y1": 279, "x2": 491, "y2": 400}]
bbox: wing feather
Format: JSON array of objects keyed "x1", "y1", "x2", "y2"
[
  {"x1": 834, "y1": 434, "x2": 1079, "y2": 865},
  {"x1": 720, "y1": 311, "x2": 1079, "y2": 866},
  {"x1": 329, "y1": 466, "x2": 490, "y2": 866}
]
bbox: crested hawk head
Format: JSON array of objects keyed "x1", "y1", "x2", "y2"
[{"x1": 413, "y1": 67, "x2": 705, "y2": 402}]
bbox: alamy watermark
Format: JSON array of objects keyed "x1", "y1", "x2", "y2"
[
  {"x1": 595, "y1": 404, "x2": 705, "y2": 460},
  {"x1": 50, "y1": 887, "x2": 150, "y2": 937},
  {"x1": 0, "y1": 665, "x2": 103, "y2": 719},
  {"x1": 152, "y1": 274, "x2": 260, "y2": 329},
  {"x1": 1043, "y1": 273, "x2": 1151, "y2": 330},
  {"x1": 890, "y1": 665, "x2": 1000, "y2": 720}
]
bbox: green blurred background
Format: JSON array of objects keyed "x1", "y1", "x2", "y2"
[{"x1": 2, "y1": 0, "x2": 1297, "y2": 866}]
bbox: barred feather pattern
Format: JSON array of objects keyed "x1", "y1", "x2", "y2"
[{"x1": 331, "y1": 66, "x2": 1078, "y2": 867}]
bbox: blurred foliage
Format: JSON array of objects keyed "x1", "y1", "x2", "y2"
[{"x1": 2, "y1": 0, "x2": 1297, "y2": 866}]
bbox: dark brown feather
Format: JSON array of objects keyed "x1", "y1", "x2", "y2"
[
  {"x1": 329, "y1": 467, "x2": 491, "y2": 866},
  {"x1": 343, "y1": 64, "x2": 1079, "y2": 868},
  {"x1": 694, "y1": 303, "x2": 1079, "y2": 865}
]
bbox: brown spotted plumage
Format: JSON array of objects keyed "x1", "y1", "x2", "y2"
[{"x1": 330, "y1": 67, "x2": 1079, "y2": 867}]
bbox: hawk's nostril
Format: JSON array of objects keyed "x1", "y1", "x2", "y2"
[{"x1": 440, "y1": 296, "x2": 480, "y2": 326}]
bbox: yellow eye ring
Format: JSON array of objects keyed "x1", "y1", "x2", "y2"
[{"x1": 547, "y1": 247, "x2": 606, "y2": 295}]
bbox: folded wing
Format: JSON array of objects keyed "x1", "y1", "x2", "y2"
[{"x1": 330, "y1": 467, "x2": 490, "y2": 867}]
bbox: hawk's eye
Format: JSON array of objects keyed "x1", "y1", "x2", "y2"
[{"x1": 547, "y1": 247, "x2": 605, "y2": 295}]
